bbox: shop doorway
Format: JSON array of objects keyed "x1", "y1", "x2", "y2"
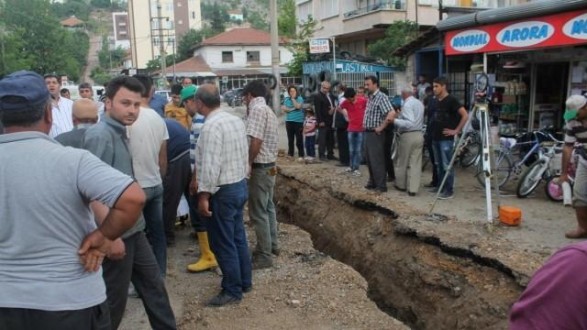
[{"x1": 531, "y1": 62, "x2": 568, "y2": 130}]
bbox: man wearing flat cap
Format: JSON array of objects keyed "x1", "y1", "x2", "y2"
[
  {"x1": 0, "y1": 70, "x2": 145, "y2": 329},
  {"x1": 55, "y1": 98, "x2": 99, "y2": 148}
]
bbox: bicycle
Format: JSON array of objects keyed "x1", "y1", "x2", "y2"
[
  {"x1": 516, "y1": 140, "x2": 564, "y2": 198},
  {"x1": 475, "y1": 128, "x2": 560, "y2": 189}
]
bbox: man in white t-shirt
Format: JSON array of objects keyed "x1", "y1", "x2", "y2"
[
  {"x1": 130, "y1": 74, "x2": 170, "y2": 276},
  {"x1": 44, "y1": 74, "x2": 74, "y2": 137}
]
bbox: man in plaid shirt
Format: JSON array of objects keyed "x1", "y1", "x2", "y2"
[
  {"x1": 194, "y1": 84, "x2": 252, "y2": 307},
  {"x1": 363, "y1": 75, "x2": 394, "y2": 193},
  {"x1": 242, "y1": 80, "x2": 279, "y2": 270}
]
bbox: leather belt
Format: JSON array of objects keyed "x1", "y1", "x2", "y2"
[{"x1": 252, "y1": 162, "x2": 276, "y2": 169}]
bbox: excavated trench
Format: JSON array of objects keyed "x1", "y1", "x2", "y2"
[{"x1": 275, "y1": 169, "x2": 525, "y2": 330}]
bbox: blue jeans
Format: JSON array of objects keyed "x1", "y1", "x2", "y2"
[
  {"x1": 348, "y1": 132, "x2": 364, "y2": 171},
  {"x1": 305, "y1": 135, "x2": 316, "y2": 158},
  {"x1": 142, "y1": 184, "x2": 167, "y2": 276},
  {"x1": 205, "y1": 179, "x2": 252, "y2": 299},
  {"x1": 432, "y1": 139, "x2": 455, "y2": 194}
]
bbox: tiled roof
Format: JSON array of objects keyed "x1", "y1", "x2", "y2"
[
  {"x1": 160, "y1": 55, "x2": 214, "y2": 76},
  {"x1": 60, "y1": 15, "x2": 84, "y2": 27},
  {"x1": 198, "y1": 28, "x2": 286, "y2": 48}
]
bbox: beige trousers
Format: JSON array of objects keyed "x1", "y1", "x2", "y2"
[{"x1": 394, "y1": 131, "x2": 424, "y2": 193}]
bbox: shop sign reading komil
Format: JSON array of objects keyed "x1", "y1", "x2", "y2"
[{"x1": 444, "y1": 9, "x2": 587, "y2": 55}]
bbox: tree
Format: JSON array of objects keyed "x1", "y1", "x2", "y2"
[
  {"x1": 278, "y1": 0, "x2": 296, "y2": 38},
  {"x1": 286, "y1": 16, "x2": 317, "y2": 76},
  {"x1": 145, "y1": 54, "x2": 179, "y2": 72},
  {"x1": 247, "y1": 10, "x2": 269, "y2": 31},
  {"x1": 176, "y1": 28, "x2": 215, "y2": 62},
  {"x1": 209, "y1": 4, "x2": 228, "y2": 34},
  {"x1": 0, "y1": 0, "x2": 89, "y2": 79},
  {"x1": 367, "y1": 20, "x2": 419, "y2": 69}
]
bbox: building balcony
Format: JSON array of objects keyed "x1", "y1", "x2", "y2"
[{"x1": 343, "y1": 1, "x2": 406, "y2": 20}]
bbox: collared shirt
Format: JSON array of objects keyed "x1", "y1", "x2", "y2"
[
  {"x1": 190, "y1": 113, "x2": 205, "y2": 170},
  {"x1": 246, "y1": 97, "x2": 278, "y2": 164},
  {"x1": 395, "y1": 96, "x2": 424, "y2": 133},
  {"x1": 83, "y1": 115, "x2": 146, "y2": 237},
  {"x1": 49, "y1": 96, "x2": 74, "y2": 138},
  {"x1": 128, "y1": 106, "x2": 169, "y2": 188},
  {"x1": 0, "y1": 131, "x2": 133, "y2": 311},
  {"x1": 363, "y1": 89, "x2": 393, "y2": 130},
  {"x1": 55, "y1": 127, "x2": 89, "y2": 149},
  {"x1": 564, "y1": 119, "x2": 587, "y2": 166},
  {"x1": 283, "y1": 96, "x2": 304, "y2": 123},
  {"x1": 165, "y1": 102, "x2": 192, "y2": 130},
  {"x1": 196, "y1": 110, "x2": 248, "y2": 194}
]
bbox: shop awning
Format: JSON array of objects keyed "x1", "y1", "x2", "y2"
[{"x1": 437, "y1": 0, "x2": 587, "y2": 32}]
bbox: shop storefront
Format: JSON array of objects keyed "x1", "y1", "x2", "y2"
[{"x1": 439, "y1": 3, "x2": 587, "y2": 134}]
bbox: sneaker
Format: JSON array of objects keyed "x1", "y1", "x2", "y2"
[
  {"x1": 428, "y1": 187, "x2": 440, "y2": 193},
  {"x1": 344, "y1": 167, "x2": 353, "y2": 173},
  {"x1": 206, "y1": 291, "x2": 241, "y2": 307},
  {"x1": 438, "y1": 192, "x2": 454, "y2": 200},
  {"x1": 351, "y1": 170, "x2": 361, "y2": 177}
]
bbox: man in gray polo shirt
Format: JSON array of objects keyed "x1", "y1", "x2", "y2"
[
  {"x1": 83, "y1": 76, "x2": 176, "y2": 329},
  {"x1": 0, "y1": 70, "x2": 145, "y2": 329}
]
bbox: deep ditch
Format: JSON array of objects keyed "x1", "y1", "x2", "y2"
[{"x1": 275, "y1": 171, "x2": 523, "y2": 330}]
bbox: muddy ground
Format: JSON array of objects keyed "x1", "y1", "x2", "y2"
[{"x1": 119, "y1": 107, "x2": 575, "y2": 329}]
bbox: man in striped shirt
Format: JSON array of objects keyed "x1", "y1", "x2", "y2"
[
  {"x1": 194, "y1": 83, "x2": 252, "y2": 306},
  {"x1": 182, "y1": 84, "x2": 218, "y2": 273},
  {"x1": 562, "y1": 95, "x2": 587, "y2": 239},
  {"x1": 44, "y1": 74, "x2": 73, "y2": 138}
]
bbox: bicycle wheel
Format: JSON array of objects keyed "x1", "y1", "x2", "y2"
[
  {"x1": 476, "y1": 150, "x2": 512, "y2": 188},
  {"x1": 544, "y1": 177, "x2": 564, "y2": 201},
  {"x1": 459, "y1": 133, "x2": 481, "y2": 168},
  {"x1": 516, "y1": 160, "x2": 547, "y2": 198}
]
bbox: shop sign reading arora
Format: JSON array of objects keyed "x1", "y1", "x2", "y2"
[{"x1": 445, "y1": 9, "x2": 587, "y2": 55}]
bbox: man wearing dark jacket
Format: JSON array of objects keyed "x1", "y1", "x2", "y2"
[{"x1": 313, "y1": 81, "x2": 337, "y2": 160}]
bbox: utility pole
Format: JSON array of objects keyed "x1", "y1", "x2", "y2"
[
  {"x1": 157, "y1": 0, "x2": 167, "y2": 87},
  {"x1": 270, "y1": 0, "x2": 281, "y2": 114}
]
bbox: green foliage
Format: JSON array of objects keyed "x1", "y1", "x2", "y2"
[
  {"x1": 247, "y1": 10, "x2": 269, "y2": 31},
  {"x1": 286, "y1": 16, "x2": 317, "y2": 76},
  {"x1": 0, "y1": 0, "x2": 89, "y2": 80},
  {"x1": 367, "y1": 20, "x2": 419, "y2": 69},
  {"x1": 278, "y1": 0, "x2": 296, "y2": 38},
  {"x1": 176, "y1": 28, "x2": 215, "y2": 62},
  {"x1": 90, "y1": 67, "x2": 112, "y2": 86},
  {"x1": 50, "y1": 0, "x2": 91, "y2": 21},
  {"x1": 98, "y1": 36, "x2": 127, "y2": 69},
  {"x1": 145, "y1": 54, "x2": 180, "y2": 72},
  {"x1": 201, "y1": 3, "x2": 229, "y2": 34},
  {"x1": 90, "y1": 0, "x2": 113, "y2": 8}
]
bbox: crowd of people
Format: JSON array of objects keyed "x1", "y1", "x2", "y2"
[
  {"x1": 281, "y1": 75, "x2": 467, "y2": 198},
  {"x1": 3, "y1": 67, "x2": 587, "y2": 329},
  {"x1": 0, "y1": 71, "x2": 280, "y2": 329}
]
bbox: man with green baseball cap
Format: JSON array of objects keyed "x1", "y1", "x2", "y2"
[{"x1": 181, "y1": 84, "x2": 218, "y2": 273}]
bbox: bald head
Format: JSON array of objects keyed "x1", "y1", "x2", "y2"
[
  {"x1": 195, "y1": 83, "x2": 221, "y2": 109},
  {"x1": 72, "y1": 98, "x2": 99, "y2": 126}
]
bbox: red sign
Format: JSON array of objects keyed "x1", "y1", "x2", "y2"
[{"x1": 445, "y1": 9, "x2": 587, "y2": 55}]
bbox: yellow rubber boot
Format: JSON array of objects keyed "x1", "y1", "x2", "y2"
[{"x1": 187, "y1": 232, "x2": 218, "y2": 272}]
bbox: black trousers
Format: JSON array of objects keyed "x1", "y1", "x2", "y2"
[
  {"x1": 384, "y1": 127, "x2": 396, "y2": 180},
  {"x1": 102, "y1": 232, "x2": 176, "y2": 330},
  {"x1": 318, "y1": 126, "x2": 335, "y2": 158},
  {"x1": 365, "y1": 132, "x2": 388, "y2": 190},
  {"x1": 336, "y1": 127, "x2": 350, "y2": 165},
  {"x1": 286, "y1": 121, "x2": 304, "y2": 157},
  {"x1": 163, "y1": 152, "x2": 191, "y2": 244},
  {"x1": 0, "y1": 301, "x2": 110, "y2": 330}
]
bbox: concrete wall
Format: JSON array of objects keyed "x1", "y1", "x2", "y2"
[{"x1": 196, "y1": 45, "x2": 293, "y2": 68}]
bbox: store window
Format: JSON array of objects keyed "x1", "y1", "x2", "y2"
[{"x1": 222, "y1": 51, "x2": 234, "y2": 63}]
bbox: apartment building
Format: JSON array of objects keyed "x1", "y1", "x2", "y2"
[{"x1": 127, "y1": 0, "x2": 202, "y2": 69}]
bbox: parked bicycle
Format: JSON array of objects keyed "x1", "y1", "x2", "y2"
[
  {"x1": 475, "y1": 128, "x2": 561, "y2": 189},
  {"x1": 516, "y1": 140, "x2": 564, "y2": 198}
]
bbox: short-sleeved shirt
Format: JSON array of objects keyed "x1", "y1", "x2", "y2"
[
  {"x1": 83, "y1": 115, "x2": 145, "y2": 237},
  {"x1": 564, "y1": 119, "x2": 587, "y2": 166},
  {"x1": 283, "y1": 96, "x2": 305, "y2": 123},
  {"x1": 246, "y1": 97, "x2": 279, "y2": 164},
  {"x1": 342, "y1": 98, "x2": 366, "y2": 132},
  {"x1": 304, "y1": 116, "x2": 317, "y2": 137},
  {"x1": 509, "y1": 242, "x2": 587, "y2": 329},
  {"x1": 49, "y1": 96, "x2": 74, "y2": 138},
  {"x1": 128, "y1": 107, "x2": 169, "y2": 188},
  {"x1": 363, "y1": 90, "x2": 393, "y2": 130},
  {"x1": 0, "y1": 132, "x2": 133, "y2": 311},
  {"x1": 190, "y1": 114, "x2": 205, "y2": 170},
  {"x1": 164, "y1": 119, "x2": 190, "y2": 162},
  {"x1": 165, "y1": 102, "x2": 191, "y2": 130},
  {"x1": 431, "y1": 94, "x2": 463, "y2": 141}
]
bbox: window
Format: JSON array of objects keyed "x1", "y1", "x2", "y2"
[
  {"x1": 418, "y1": 0, "x2": 432, "y2": 4},
  {"x1": 153, "y1": 37, "x2": 160, "y2": 46},
  {"x1": 177, "y1": 2, "x2": 182, "y2": 7},
  {"x1": 246, "y1": 51, "x2": 260, "y2": 63},
  {"x1": 222, "y1": 51, "x2": 234, "y2": 63},
  {"x1": 167, "y1": 37, "x2": 174, "y2": 46},
  {"x1": 178, "y1": 20, "x2": 183, "y2": 25},
  {"x1": 320, "y1": 0, "x2": 338, "y2": 19},
  {"x1": 298, "y1": 2, "x2": 312, "y2": 22},
  {"x1": 192, "y1": 11, "x2": 196, "y2": 19}
]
